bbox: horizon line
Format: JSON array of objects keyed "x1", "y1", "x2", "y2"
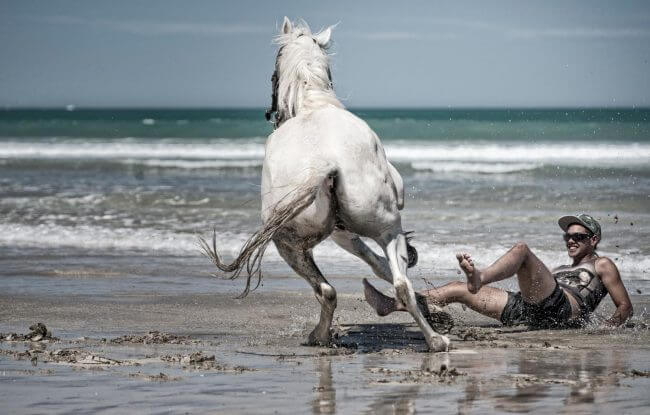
[{"x1": 3, "y1": 105, "x2": 650, "y2": 111}]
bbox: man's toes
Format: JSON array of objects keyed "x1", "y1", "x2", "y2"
[{"x1": 456, "y1": 253, "x2": 464, "y2": 261}]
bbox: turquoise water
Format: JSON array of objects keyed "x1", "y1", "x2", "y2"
[
  {"x1": 0, "y1": 108, "x2": 649, "y2": 292},
  {"x1": 1, "y1": 108, "x2": 649, "y2": 140}
]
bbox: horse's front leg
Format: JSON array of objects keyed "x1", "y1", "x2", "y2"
[
  {"x1": 274, "y1": 237, "x2": 336, "y2": 346},
  {"x1": 378, "y1": 230, "x2": 450, "y2": 352}
]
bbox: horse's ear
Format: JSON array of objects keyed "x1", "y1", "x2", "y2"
[
  {"x1": 282, "y1": 16, "x2": 292, "y2": 34},
  {"x1": 315, "y1": 27, "x2": 332, "y2": 47}
]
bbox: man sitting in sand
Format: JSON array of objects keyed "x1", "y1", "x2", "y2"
[{"x1": 364, "y1": 214, "x2": 633, "y2": 329}]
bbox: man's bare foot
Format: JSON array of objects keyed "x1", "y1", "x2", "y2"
[
  {"x1": 456, "y1": 253, "x2": 482, "y2": 294},
  {"x1": 363, "y1": 278, "x2": 405, "y2": 316}
]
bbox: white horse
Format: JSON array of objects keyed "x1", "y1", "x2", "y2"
[{"x1": 201, "y1": 17, "x2": 449, "y2": 352}]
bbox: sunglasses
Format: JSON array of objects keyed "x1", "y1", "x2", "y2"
[{"x1": 563, "y1": 233, "x2": 593, "y2": 242}]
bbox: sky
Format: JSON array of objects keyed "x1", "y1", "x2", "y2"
[{"x1": 1, "y1": 0, "x2": 649, "y2": 108}]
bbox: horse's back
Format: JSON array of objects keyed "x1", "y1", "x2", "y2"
[{"x1": 263, "y1": 106, "x2": 400, "y2": 237}]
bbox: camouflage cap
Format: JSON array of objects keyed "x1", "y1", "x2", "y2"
[{"x1": 558, "y1": 214, "x2": 601, "y2": 238}]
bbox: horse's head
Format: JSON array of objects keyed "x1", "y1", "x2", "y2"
[{"x1": 265, "y1": 17, "x2": 336, "y2": 129}]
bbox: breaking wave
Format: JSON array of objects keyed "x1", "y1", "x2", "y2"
[
  {"x1": 1, "y1": 223, "x2": 648, "y2": 279},
  {"x1": 411, "y1": 161, "x2": 541, "y2": 174},
  {"x1": 1, "y1": 140, "x2": 648, "y2": 171}
]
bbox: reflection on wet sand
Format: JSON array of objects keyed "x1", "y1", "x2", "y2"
[
  {"x1": 492, "y1": 383, "x2": 551, "y2": 413},
  {"x1": 561, "y1": 350, "x2": 624, "y2": 411},
  {"x1": 365, "y1": 386, "x2": 419, "y2": 415},
  {"x1": 457, "y1": 347, "x2": 629, "y2": 414},
  {"x1": 361, "y1": 353, "x2": 454, "y2": 414},
  {"x1": 312, "y1": 358, "x2": 336, "y2": 414},
  {"x1": 455, "y1": 349, "x2": 512, "y2": 414}
]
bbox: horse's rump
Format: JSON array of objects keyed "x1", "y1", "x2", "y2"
[{"x1": 263, "y1": 106, "x2": 399, "y2": 236}]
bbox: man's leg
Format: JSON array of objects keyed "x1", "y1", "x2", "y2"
[
  {"x1": 364, "y1": 242, "x2": 558, "y2": 322},
  {"x1": 457, "y1": 242, "x2": 556, "y2": 304},
  {"x1": 364, "y1": 279, "x2": 509, "y2": 320}
]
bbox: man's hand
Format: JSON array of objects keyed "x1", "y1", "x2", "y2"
[{"x1": 601, "y1": 314, "x2": 628, "y2": 328}]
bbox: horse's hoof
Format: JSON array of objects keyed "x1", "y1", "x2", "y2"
[
  {"x1": 427, "y1": 335, "x2": 450, "y2": 353},
  {"x1": 308, "y1": 331, "x2": 331, "y2": 347}
]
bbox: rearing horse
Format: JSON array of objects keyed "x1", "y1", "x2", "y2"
[{"x1": 201, "y1": 17, "x2": 449, "y2": 352}]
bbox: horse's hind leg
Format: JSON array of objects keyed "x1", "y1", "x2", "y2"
[
  {"x1": 274, "y1": 238, "x2": 336, "y2": 346},
  {"x1": 331, "y1": 229, "x2": 445, "y2": 316},
  {"x1": 379, "y1": 231, "x2": 450, "y2": 352},
  {"x1": 330, "y1": 229, "x2": 392, "y2": 283}
]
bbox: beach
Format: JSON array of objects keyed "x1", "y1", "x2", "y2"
[
  {"x1": 1, "y1": 108, "x2": 649, "y2": 413},
  {"x1": 1, "y1": 277, "x2": 649, "y2": 414}
]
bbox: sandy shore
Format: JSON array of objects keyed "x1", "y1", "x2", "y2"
[{"x1": 1, "y1": 287, "x2": 649, "y2": 414}]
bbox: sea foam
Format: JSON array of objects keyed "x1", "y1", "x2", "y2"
[
  {"x1": 411, "y1": 161, "x2": 541, "y2": 174},
  {"x1": 1, "y1": 140, "x2": 648, "y2": 164},
  {"x1": 121, "y1": 158, "x2": 262, "y2": 169}
]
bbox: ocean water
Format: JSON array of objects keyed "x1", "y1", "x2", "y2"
[{"x1": 1, "y1": 108, "x2": 649, "y2": 295}]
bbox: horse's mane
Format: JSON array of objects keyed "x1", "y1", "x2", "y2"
[{"x1": 266, "y1": 20, "x2": 343, "y2": 128}]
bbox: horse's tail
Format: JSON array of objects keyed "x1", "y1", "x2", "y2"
[{"x1": 199, "y1": 176, "x2": 329, "y2": 299}]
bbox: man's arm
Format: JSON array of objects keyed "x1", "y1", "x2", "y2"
[{"x1": 596, "y1": 257, "x2": 633, "y2": 327}]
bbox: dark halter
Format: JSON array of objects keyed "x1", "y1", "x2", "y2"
[{"x1": 264, "y1": 41, "x2": 333, "y2": 130}]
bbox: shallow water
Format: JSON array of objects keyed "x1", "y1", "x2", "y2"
[{"x1": 1, "y1": 109, "x2": 649, "y2": 279}]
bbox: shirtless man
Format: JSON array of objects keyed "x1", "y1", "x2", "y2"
[{"x1": 364, "y1": 214, "x2": 634, "y2": 328}]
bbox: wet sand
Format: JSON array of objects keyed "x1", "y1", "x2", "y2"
[{"x1": 1, "y1": 283, "x2": 649, "y2": 414}]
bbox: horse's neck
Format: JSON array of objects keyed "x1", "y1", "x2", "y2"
[
  {"x1": 299, "y1": 88, "x2": 343, "y2": 113},
  {"x1": 279, "y1": 73, "x2": 343, "y2": 125}
]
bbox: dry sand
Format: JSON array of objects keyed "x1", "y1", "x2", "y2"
[{"x1": 1, "y1": 288, "x2": 649, "y2": 414}]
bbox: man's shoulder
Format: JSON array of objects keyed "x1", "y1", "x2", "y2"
[
  {"x1": 594, "y1": 256, "x2": 620, "y2": 278},
  {"x1": 595, "y1": 256, "x2": 616, "y2": 267}
]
